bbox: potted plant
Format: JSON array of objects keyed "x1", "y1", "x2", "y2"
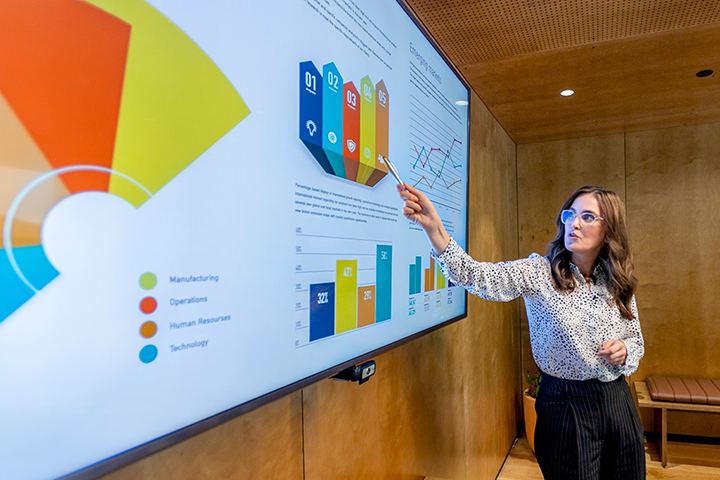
[{"x1": 523, "y1": 370, "x2": 542, "y2": 453}]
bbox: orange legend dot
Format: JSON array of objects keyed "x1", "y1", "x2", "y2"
[
  {"x1": 140, "y1": 297, "x2": 157, "y2": 314},
  {"x1": 140, "y1": 321, "x2": 157, "y2": 338}
]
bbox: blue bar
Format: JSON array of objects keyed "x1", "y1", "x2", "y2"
[
  {"x1": 376, "y1": 245, "x2": 391, "y2": 321},
  {"x1": 299, "y1": 61, "x2": 332, "y2": 174},
  {"x1": 310, "y1": 282, "x2": 335, "y2": 341}
]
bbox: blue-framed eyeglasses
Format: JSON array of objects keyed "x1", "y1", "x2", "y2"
[{"x1": 560, "y1": 209, "x2": 604, "y2": 227}]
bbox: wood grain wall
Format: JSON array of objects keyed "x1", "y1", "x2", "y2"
[
  {"x1": 517, "y1": 123, "x2": 720, "y2": 437},
  {"x1": 102, "y1": 393, "x2": 304, "y2": 480},
  {"x1": 103, "y1": 90, "x2": 520, "y2": 480},
  {"x1": 626, "y1": 123, "x2": 720, "y2": 436}
]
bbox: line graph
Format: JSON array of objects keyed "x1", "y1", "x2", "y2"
[
  {"x1": 408, "y1": 94, "x2": 466, "y2": 212},
  {"x1": 412, "y1": 139, "x2": 463, "y2": 189}
]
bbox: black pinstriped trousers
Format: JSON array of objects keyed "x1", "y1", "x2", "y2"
[{"x1": 534, "y1": 373, "x2": 646, "y2": 480}]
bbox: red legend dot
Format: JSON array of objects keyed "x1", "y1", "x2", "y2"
[{"x1": 140, "y1": 297, "x2": 157, "y2": 314}]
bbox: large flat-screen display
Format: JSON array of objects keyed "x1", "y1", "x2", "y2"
[{"x1": 0, "y1": 1, "x2": 470, "y2": 478}]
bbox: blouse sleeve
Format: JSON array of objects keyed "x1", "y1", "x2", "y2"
[
  {"x1": 433, "y1": 237, "x2": 543, "y2": 302},
  {"x1": 617, "y1": 295, "x2": 644, "y2": 376}
]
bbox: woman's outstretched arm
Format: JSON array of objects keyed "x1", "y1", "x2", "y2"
[{"x1": 397, "y1": 182, "x2": 450, "y2": 255}]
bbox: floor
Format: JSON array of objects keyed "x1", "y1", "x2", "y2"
[{"x1": 497, "y1": 434, "x2": 720, "y2": 480}]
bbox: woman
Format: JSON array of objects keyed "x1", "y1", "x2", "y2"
[{"x1": 398, "y1": 184, "x2": 645, "y2": 480}]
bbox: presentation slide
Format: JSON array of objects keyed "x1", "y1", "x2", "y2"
[{"x1": 0, "y1": 1, "x2": 469, "y2": 478}]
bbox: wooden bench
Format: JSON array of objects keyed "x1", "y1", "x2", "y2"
[{"x1": 634, "y1": 381, "x2": 720, "y2": 467}]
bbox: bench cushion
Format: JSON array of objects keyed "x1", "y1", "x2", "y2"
[{"x1": 646, "y1": 376, "x2": 720, "y2": 405}]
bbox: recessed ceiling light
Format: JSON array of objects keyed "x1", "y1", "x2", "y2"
[
  {"x1": 560, "y1": 89, "x2": 574, "y2": 97},
  {"x1": 455, "y1": 100, "x2": 469, "y2": 106},
  {"x1": 696, "y1": 69, "x2": 714, "y2": 78}
]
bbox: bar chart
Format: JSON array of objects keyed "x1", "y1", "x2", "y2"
[
  {"x1": 407, "y1": 253, "x2": 455, "y2": 316},
  {"x1": 294, "y1": 229, "x2": 392, "y2": 346},
  {"x1": 408, "y1": 254, "x2": 449, "y2": 295}
]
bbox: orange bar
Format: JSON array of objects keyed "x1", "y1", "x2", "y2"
[
  {"x1": 357, "y1": 285, "x2": 375, "y2": 327},
  {"x1": 424, "y1": 268, "x2": 430, "y2": 292},
  {"x1": 430, "y1": 257, "x2": 435, "y2": 291},
  {"x1": 366, "y1": 79, "x2": 389, "y2": 186}
]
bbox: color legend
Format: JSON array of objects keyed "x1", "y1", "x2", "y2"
[
  {"x1": 299, "y1": 61, "x2": 389, "y2": 187},
  {"x1": 138, "y1": 272, "x2": 158, "y2": 363}
]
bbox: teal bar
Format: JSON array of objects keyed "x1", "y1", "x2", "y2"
[
  {"x1": 376, "y1": 245, "x2": 391, "y2": 321},
  {"x1": 415, "y1": 256, "x2": 422, "y2": 295},
  {"x1": 409, "y1": 264, "x2": 415, "y2": 295},
  {"x1": 322, "y1": 62, "x2": 346, "y2": 178}
]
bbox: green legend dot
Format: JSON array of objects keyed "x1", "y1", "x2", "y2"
[{"x1": 139, "y1": 272, "x2": 157, "y2": 290}]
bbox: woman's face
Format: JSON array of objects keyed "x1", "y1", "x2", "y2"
[{"x1": 564, "y1": 193, "x2": 607, "y2": 258}]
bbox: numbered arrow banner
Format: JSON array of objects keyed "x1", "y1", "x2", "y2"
[{"x1": 299, "y1": 61, "x2": 389, "y2": 187}]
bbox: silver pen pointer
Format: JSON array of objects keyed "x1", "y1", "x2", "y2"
[{"x1": 380, "y1": 155, "x2": 404, "y2": 188}]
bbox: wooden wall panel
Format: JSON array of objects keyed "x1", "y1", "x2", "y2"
[
  {"x1": 303, "y1": 90, "x2": 520, "y2": 480},
  {"x1": 463, "y1": 88, "x2": 520, "y2": 480},
  {"x1": 302, "y1": 331, "x2": 467, "y2": 480},
  {"x1": 516, "y1": 135, "x2": 626, "y2": 388},
  {"x1": 626, "y1": 122, "x2": 720, "y2": 436},
  {"x1": 102, "y1": 393, "x2": 303, "y2": 480}
]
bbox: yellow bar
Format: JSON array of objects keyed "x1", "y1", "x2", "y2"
[
  {"x1": 335, "y1": 260, "x2": 357, "y2": 333},
  {"x1": 357, "y1": 76, "x2": 375, "y2": 184}
]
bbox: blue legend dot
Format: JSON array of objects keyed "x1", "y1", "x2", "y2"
[{"x1": 139, "y1": 345, "x2": 158, "y2": 364}]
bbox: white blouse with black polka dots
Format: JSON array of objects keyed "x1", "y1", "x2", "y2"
[{"x1": 435, "y1": 238, "x2": 644, "y2": 382}]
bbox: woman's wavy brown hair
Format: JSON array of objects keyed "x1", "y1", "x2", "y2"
[{"x1": 547, "y1": 186, "x2": 638, "y2": 319}]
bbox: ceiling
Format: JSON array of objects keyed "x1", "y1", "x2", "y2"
[{"x1": 404, "y1": 0, "x2": 720, "y2": 144}]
